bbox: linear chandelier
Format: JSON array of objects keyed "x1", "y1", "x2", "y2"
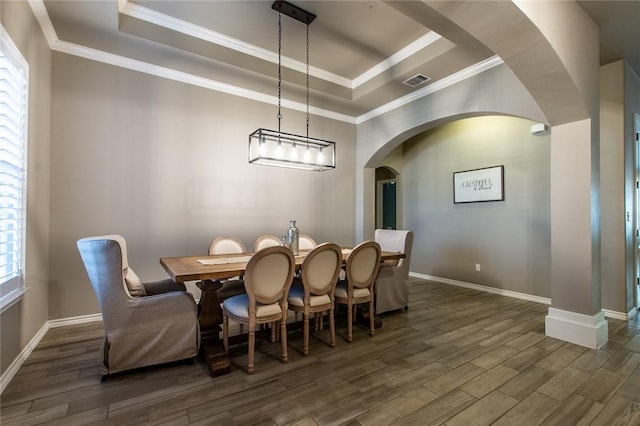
[{"x1": 248, "y1": 0, "x2": 336, "y2": 172}]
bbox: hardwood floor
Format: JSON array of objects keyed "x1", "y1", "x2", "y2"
[{"x1": 2, "y1": 278, "x2": 640, "y2": 425}]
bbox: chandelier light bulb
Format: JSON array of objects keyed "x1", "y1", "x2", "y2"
[
  {"x1": 291, "y1": 142, "x2": 298, "y2": 160},
  {"x1": 275, "y1": 140, "x2": 283, "y2": 158},
  {"x1": 303, "y1": 144, "x2": 311, "y2": 163}
]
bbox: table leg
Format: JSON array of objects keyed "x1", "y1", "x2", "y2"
[{"x1": 196, "y1": 280, "x2": 231, "y2": 376}]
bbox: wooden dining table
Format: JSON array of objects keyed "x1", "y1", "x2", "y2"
[{"x1": 160, "y1": 248, "x2": 405, "y2": 376}]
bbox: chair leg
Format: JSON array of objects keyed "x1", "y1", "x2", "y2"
[
  {"x1": 346, "y1": 303, "x2": 353, "y2": 343},
  {"x1": 369, "y1": 300, "x2": 375, "y2": 337},
  {"x1": 329, "y1": 307, "x2": 336, "y2": 348},
  {"x1": 303, "y1": 313, "x2": 310, "y2": 356},
  {"x1": 248, "y1": 326, "x2": 255, "y2": 374},
  {"x1": 281, "y1": 315, "x2": 288, "y2": 363},
  {"x1": 271, "y1": 321, "x2": 277, "y2": 343}
]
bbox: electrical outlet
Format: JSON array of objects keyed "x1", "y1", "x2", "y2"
[{"x1": 475, "y1": 264, "x2": 481, "y2": 272}]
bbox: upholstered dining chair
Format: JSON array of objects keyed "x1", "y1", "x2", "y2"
[
  {"x1": 222, "y1": 246, "x2": 295, "y2": 374},
  {"x1": 209, "y1": 236, "x2": 246, "y2": 255},
  {"x1": 287, "y1": 242, "x2": 342, "y2": 355},
  {"x1": 254, "y1": 234, "x2": 281, "y2": 252},
  {"x1": 206, "y1": 236, "x2": 247, "y2": 301},
  {"x1": 374, "y1": 229, "x2": 414, "y2": 314},
  {"x1": 334, "y1": 240, "x2": 381, "y2": 342},
  {"x1": 298, "y1": 234, "x2": 318, "y2": 250},
  {"x1": 76, "y1": 235, "x2": 199, "y2": 377}
]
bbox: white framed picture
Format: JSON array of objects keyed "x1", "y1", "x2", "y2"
[{"x1": 453, "y1": 165, "x2": 504, "y2": 203}]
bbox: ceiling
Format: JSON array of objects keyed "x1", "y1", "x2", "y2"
[{"x1": 42, "y1": 0, "x2": 640, "y2": 120}]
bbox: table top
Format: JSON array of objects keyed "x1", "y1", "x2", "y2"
[{"x1": 160, "y1": 248, "x2": 405, "y2": 282}]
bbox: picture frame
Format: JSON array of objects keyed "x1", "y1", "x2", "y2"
[{"x1": 453, "y1": 165, "x2": 504, "y2": 203}]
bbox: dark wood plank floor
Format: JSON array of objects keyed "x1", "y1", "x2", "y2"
[{"x1": 2, "y1": 278, "x2": 640, "y2": 425}]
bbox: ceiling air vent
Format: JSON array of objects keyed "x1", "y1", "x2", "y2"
[{"x1": 402, "y1": 73, "x2": 431, "y2": 88}]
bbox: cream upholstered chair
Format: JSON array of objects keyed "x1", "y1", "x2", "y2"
[
  {"x1": 222, "y1": 246, "x2": 295, "y2": 374},
  {"x1": 76, "y1": 235, "x2": 199, "y2": 377},
  {"x1": 207, "y1": 236, "x2": 247, "y2": 302},
  {"x1": 374, "y1": 229, "x2": 414, "y2": 314},
  {"x1": 298, "y1": 234, "x2": 318, "y2": 250},
  {"x1": 287, "y1": 242, "x2": 342, "y2": 355},
  {"x1": 254, "y1": 234, "x2": 281, "y2": 252},
  {"x1": 209, "y1": 236, "x2": 246, "y2": 255},
  {"x1": 334, "y1": 241, "x2": 381, "y2": 342}
]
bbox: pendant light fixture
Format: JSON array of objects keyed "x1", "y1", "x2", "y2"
[{"x1": 248, "y1": 0, "x2": 336, "y2": 171}]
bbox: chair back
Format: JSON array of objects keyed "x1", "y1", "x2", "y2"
[
  {"x1": 209, "y1": 236, "x2": 246, "y2": 255},
  {"x1": 374, "y1": 229, "x2": 413, "y2": 269},
  {"x1": 346, "y1": 241, "x2": 381, "y2": 290},
  {"x1": 301, "y1": 242, "x2": 342, "y2": 296},
  {"x1": 299, "y1": 234, "x2": 318, "y2": 250},
  {"x1": 76, "y1": 235, "x2": 130, "y2": 327},
  {"x1": 245, "y1": 246, "x2": 295, "y2": 305},
  {"x1": 254, "y1": 234, "x2": 281, "y2": 252}
]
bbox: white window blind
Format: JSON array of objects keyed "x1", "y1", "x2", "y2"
[{"x1": 0, "y1": 25, "x2": 28, "y2": 312}]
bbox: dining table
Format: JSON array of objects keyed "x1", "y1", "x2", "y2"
[{"x1": 160, "y1": 247, "x2": 405, "y2": 376}]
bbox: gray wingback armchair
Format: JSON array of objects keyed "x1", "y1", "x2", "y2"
[
  {"x1": 77, "y1": 235, "x2": 199, "y2": 376},
  {"x1": 374, "y1": 229, "x2": 414, "y2": 314}
]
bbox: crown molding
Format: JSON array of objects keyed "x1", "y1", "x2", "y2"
[
  {"x1": 352, "y1": 31, "x2": 442, "y2": 89},
  {"x1": 356, "y1": 55, "x2": 504, "y2": 124},
  {"x1": 27, "y1": 0, "x2": 59, "y2": 48},
  {"x1": 118, "y1": 0, "x2": 353, "y2": 89},
  {"x1": 28, "y1": 0, "x2": 502, "y2": 127},
  {"x1": 52, "y1": 39, "x2": 356, "y2": 123}
]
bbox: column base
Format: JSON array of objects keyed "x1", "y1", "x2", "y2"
[{"x1": 545, "y1": 307, "x2": 608, "y2": 349}]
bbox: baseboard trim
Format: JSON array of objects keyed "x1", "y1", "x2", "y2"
[
  {"x1": 0, "y1": 313, "x2": 103, "y2": 394},
  {"x1": 601, "y1": 308, "x2": 636, "y2": 321},
  {"x1": 48, "y1": 313, "x2": 103, "y2": 328},
  {"x1": 410, "y1": 273, "x2": 633, "y2": 321},
  {"x1": 545, "y1": 307, "x2": 608, "y2": 349},
  {"x1": 0, "y1": 321, "x2": 49, "y2": 394},
  {"x1": 410, "y1": 272, "x2": 552, "y2": 305}
]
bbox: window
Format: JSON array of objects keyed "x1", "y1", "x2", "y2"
[{"x1": 0, "y1": 25, "x2": 29, "y2": 312}]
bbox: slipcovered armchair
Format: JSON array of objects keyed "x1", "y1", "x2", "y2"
[
  {"x1": 77, "y1": 235, "x2": 199, "y2": 377},
  {"x1": 374, "y1": 229, "x2": 414, "y2": 314}
]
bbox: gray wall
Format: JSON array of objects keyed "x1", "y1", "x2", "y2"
[
  {"x1": 0, "y1": 1, "x2": 52, "y2": 374},
  {"x1": 402, "y1": 116, "x2": 551, "y2": 297},
  {"x1": 49, "y1": 53, "x2": 357, "y2": 319}
]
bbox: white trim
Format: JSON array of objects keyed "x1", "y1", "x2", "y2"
[
  {"x1": 48, "y1": 312, "x2": 103, "y2": 328},
  {"x1": 352, "y1": 32, "x2": 442, "y2": 88},
  {"x1": 0, "y1": 320, "x2": 48, "y2": 394},
  {"x1": 545, "y1": 307, "x2": 608, "y2": 349},
  {"x1": 53, "y1": 40, "x2": 356, "y2": 124},
  {"x1": 0, "y1": 287, "x2": 30, "y2": 314},
  {"x1": 27, "y1": 0, "x2": 59, "y2": 48},
  {"x1": 410, "y1": 272, "x2": 552, "y2": 305},
  {"x1": 356, "y1": 55, "x2": 504, "y2": 124},
  {"x1": 601, "y1": 308, "x2": 637, "y2": 321},
  {"x1": 27, "y1": 0, "x2": 503, "y2": 127},
  {"x1": 118, "y1": 0, "x2": 352, "y2": 88},
  {"x1": 412, "y1": 272, "x2": 632, "y2": 322},
  {"x1": 0, "y1": 313, "x2": 103, "y2": 394}
]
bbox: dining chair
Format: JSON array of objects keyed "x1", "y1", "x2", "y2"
[
  {"x1": 287, "y1": 242, "x2": 342, "y2": 355},
  {"x1": 334, "y1": 240, "x2": 381, "y2": 342},
  {"x1": 298, "y1": 234, "x2": 318, "y2": 250},
  {"x1": 76, "y1": 235, "x2": 199, "y2": 377},
  {"x1": 205, "y1": 236, "x2": 247, "y2": 302},
  {"x1": 254, "y1": 234, "x2": 281, "y2": 251},
  {"x1": 374, "y1": 229, "x2": 414, "y2": 314},
  {"x1": 222, "y1": 245, "x2": 295, "y2": 374}
]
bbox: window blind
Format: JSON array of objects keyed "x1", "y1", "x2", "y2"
[{"x1": 0, "y1": 25, "x2": 28, "y2": 310}]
